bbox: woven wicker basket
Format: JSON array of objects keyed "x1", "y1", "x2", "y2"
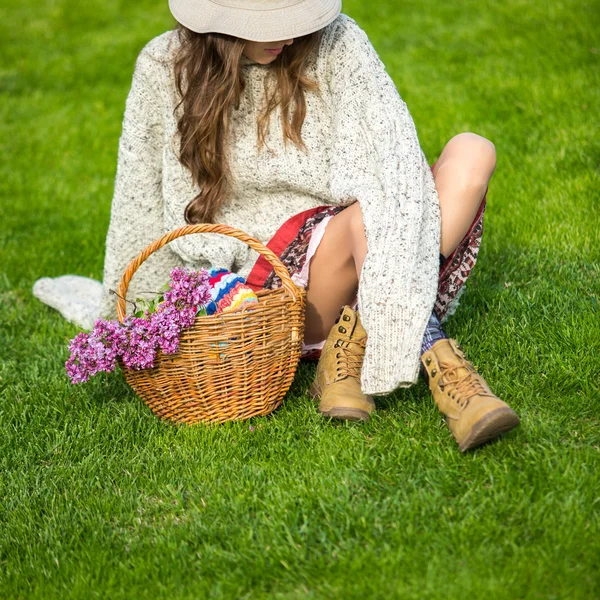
[{"x1": 115, "y1": 224, "x2": 306, "y2": 424}]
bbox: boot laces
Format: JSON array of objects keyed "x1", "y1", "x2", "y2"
[
  {"x1": 438, "y1": 360, "x2": 495, "y2": 407},
  {"x1": 335, "y1": 338, "x2": 367, "y2": 381}
]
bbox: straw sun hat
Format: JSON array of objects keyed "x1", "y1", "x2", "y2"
[{"x1": 168, "y1": 0, "x2": 342, "y2": 42}]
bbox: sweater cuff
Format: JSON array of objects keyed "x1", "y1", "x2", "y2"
[{"x1": 359, "y1": 302, "x2": 431, "y2": 396}]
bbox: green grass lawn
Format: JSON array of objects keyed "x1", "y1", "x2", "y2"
[{"x1": 1, "y1": 0, "x2": 599, "y2": 598}]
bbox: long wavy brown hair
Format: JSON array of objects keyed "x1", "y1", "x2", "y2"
[{"x1": 173, "y1": 26, "x2": 322, "y2": 224}]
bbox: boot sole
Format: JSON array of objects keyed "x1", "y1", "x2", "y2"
[
  {"x1": 308, "y1": 382, "x2": 372, "y2": 422},
  {"x1": 320, "y1": 407, "x2": 371, "y2": 422},
  {"x1": 458, "y1": 407, "x2": 520, "y2": 452}
]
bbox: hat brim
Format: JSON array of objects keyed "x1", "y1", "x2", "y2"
[{"x1": 168, "y1": 0, "x2": 341, "y2": 42}]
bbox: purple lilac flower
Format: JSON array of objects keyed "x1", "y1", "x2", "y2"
[
  {"x1": 120, "y1": 317, "x2": 158, "y2": 370},
  {"x1": 65, "y1": 320, "x2": 128, "y2": 383},
  {"x1": 163, "y1": 267, "x2": 211, "y2": 311},
  {"x1": 66, "y1": 267, "x2": 212, "y2": 383},
  {"x1": 150, "y1": 304, "x2": 183, "y2": 355}
]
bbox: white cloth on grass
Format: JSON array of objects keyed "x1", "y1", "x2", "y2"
[{"x1": 33, "y1": 276, "x2": 102, "y2": 331}]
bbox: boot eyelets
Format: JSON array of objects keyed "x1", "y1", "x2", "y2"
[
  {"x1": 431, "y1": 369, "x2": 437, "y2": 377},
  {"x1": 343, "y1": 315, "x2": 351, "y2": 321},
  {"x1": 338, "y1": 327, "x2": 346, "y2": 334},
  {"x1": 425, "y1": 357, "x2": 431, "y2": 365}
]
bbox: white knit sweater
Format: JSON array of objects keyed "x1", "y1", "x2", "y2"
[{"x1": 99, "y1": 14, "x2": 441, "y2": 395}]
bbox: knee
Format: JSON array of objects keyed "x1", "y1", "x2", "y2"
[
  {"x1": 325, "y1": 201, "x2": 367, "y2": 259},
  {"x1": 446, "y1": 132, "x2": 496, "y2": 186},
  {"x1": 347, "y1": 201, "x2": 367, "y2": 243}
]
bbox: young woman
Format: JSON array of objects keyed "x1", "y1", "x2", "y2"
[{"x1": 47, "y1": 0, "x2": 520, "y2": 451}]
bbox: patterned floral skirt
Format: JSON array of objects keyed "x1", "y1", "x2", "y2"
[{"x1": 246, "y1": 162, "x2": 487, "y2": 359}]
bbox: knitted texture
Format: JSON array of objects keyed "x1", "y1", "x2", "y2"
[
  {"x1": 205, "y1": 268, "x2": 258, "y2": 315},
  {"x1": 99, "y1": 14, "x2": 441, "y2": 395}
]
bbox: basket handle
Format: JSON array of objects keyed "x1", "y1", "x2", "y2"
[{"x1": 115, "y1": 224, "x2": 301, "y2": 323}]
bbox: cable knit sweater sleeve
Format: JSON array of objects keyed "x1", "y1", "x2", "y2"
[
  {"x1": 99, "y1": 46, "x2": 181, "y2": 319},
  {"x1": 324, "y1": 16, "x2": 442, "y2": 394}
]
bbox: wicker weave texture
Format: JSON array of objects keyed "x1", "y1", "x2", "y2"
[{"x1": 116, "y1": 224, "x2": 306, "y2": 424}]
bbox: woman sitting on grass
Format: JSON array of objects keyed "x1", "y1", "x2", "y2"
[{"x1": 45, "y1": 0, "x2": 521, "y2": 451}]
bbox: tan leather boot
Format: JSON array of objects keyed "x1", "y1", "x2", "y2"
[
  {"x1": 309, "y1": 306, "x2": 375, "y2": 422},
  {"x1": 421, "y1": 338, "x2": 519, "y2": 452}
]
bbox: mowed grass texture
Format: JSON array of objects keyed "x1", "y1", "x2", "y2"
[{"x1": 1, "y1": 0, "x2": 599, "y2": 598}]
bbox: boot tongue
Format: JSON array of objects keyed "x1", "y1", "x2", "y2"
[{"x1": 435, "y1": 340, "x2": 470, "y2": 379}]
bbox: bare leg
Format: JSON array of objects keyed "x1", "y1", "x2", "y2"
[
  {"x1": 304, "y1": 132, "x2": 497, "y2": 344},
  {"x1": 432, "y1": 133, "x2": 497, "y2": 258},
  {"x1": 303, "y1": 202, "x2": 366, "y2": 344}
]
